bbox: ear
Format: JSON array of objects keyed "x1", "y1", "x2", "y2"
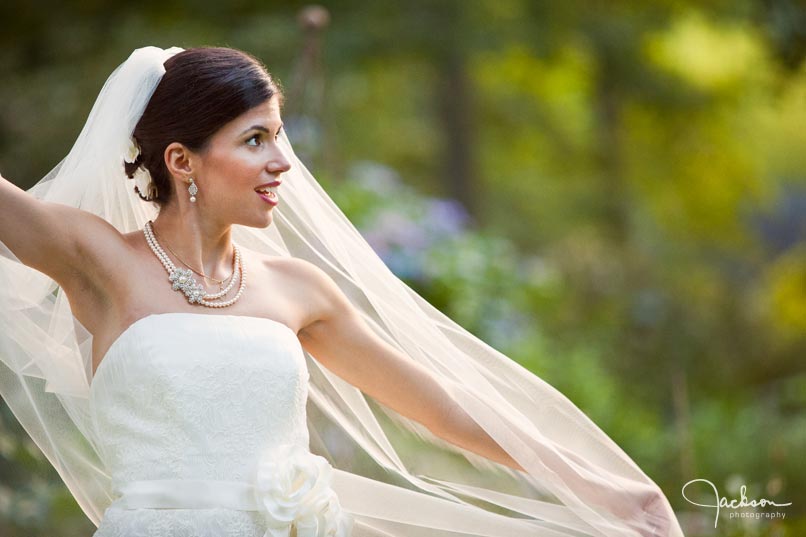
[{"x1": 164, "y1": 142, "x2": 197, "y2": 180}]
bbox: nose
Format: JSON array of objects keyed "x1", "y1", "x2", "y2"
[{"x1": 267, "y1": 145, "x2": 292, "y2": 175}]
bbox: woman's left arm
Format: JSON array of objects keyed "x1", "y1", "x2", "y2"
[
  {"x1": 290, "y1": 260, "x2": 672, "y2": 537},
  {"x1": 292, "y1": 260, "x2": 523, "y2": 471}
]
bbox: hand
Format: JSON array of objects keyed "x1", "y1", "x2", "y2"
[
  {"x1": 640, "y1": 492, "x2": 672, "y2": 537},
  {"x1": 599, "y1": 488, "x2": 672, "y2": 537},
  {"x1": 618, "y1": 490, "x2": 672, "y2": 537}
]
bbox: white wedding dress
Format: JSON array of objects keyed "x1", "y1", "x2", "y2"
[{"x1": 89, "y1": 311, "x2": 353, "y2": 537}]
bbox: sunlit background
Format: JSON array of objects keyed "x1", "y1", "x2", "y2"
[{"x1": 1, "y1": 1, "x2": 804, "y2": 536}]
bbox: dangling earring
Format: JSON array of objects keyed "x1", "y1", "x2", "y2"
[{"x1": 188, "y1": 176, "x2": 198, "y2": 203}]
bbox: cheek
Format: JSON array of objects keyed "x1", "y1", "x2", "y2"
[{"x1": 207, "y1": 150, "x2": 263, "y2": 185}]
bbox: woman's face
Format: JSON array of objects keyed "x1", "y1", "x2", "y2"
[{"x1": 193, "y1": 96, "x2": 291, "y2": 229}]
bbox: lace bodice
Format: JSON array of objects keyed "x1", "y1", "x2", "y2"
[{"x1": 88, "y1": 312, "x2": 349, "y2": 537}]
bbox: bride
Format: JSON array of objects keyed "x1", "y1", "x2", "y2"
[{"x1": 0, "y1": 46, "x2": 684, "y2": 537}]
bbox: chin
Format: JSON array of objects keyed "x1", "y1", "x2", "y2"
[{"x1": 241, "y1": 212, "x2": 274, "y2": 229}]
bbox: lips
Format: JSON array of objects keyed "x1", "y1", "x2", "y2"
[
  {"x1": 255, "y1": 180, "x2": 282, "y2": 190},
  {"x1": 255, "y1": 180, "x2": 281, "y2": 206},
  {"x1": 256, "y1": 189, "x2": 278, "y2": 206}
]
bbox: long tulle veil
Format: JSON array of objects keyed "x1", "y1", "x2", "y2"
[{"x1": 0, "y1": 46, "x2": 685, "y2": 537}]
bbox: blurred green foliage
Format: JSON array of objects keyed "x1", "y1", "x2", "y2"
[{"x1": 1, "y1": 1, "x2": 804, "y2": 536}]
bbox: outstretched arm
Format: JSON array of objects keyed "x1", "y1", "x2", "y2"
[
  {"x1": 291, "y1": 258, "x2": 523, "y2": 471},
  {"x1": 0, "y1": 171, "x2": 126, "y2": 288},
  {"x1": 291, "y1": 257, "x2": 672, "y2": 536}
]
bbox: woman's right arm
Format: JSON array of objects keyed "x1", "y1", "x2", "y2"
[{"x1": 0, "y1": 172, "x2": 124, "y2": 287}]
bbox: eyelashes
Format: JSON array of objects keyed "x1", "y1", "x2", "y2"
[{"x1": 246, "y1": 127, "x2": 283, "y2": 146}]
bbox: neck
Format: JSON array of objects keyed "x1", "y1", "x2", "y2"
[{"x1": 150, "y1": 203, "x2": 234, "y2": 281}]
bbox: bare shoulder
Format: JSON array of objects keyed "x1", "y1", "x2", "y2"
[
  {"x1": 265, "y1": 255, "x2": 326, "y2": 282},
  {"x1": 279, "y1": 256, "x2": 348, "y2": 297},
  {"x1": 259, "y1": 255, "x2": 354, "y2": 333},
  {"x1": 261, "y1": 255, "x2": 334, "y2": 302}
]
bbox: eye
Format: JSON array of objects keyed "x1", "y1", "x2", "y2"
[
  {"x1": 246, "y1": 133, "x2": 262, "y2": 147},
  {"x1": 275, "y1": 126, "x2": 283, "y2": 141}
]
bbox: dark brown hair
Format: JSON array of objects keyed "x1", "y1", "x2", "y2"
[{"x1": 124, "y1": 47, "x2": 284, "y2": 206}]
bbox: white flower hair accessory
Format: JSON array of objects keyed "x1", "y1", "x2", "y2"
[
  {"x1": 124, "y1": 136, "x2": 141, "y2": 164},
  {"x1": 123, "y1": 136, "x2": 158, "y2": 201},
  {"x1": 254, "y1": 443, "x2": 352, "y2": 537}
]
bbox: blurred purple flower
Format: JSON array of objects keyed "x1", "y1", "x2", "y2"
[
  {"x1": 350, "y1": 161, "x2": 402, "y2": 196},
  {"x1": 424, "y1": 198, "x2": 470, "y2": 238},
  {"x1": 368, "y1": 210, "x2": 429, "y2": 251},
  {"x1": 384, "y1": 249, "x2": 427, "y2": 281}
]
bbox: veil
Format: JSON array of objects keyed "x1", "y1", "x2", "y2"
[{"x1": 0, "y1": 46, "x2": 685, "y2": 537}]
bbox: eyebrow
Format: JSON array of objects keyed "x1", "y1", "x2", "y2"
[{"x1": 240, "y1": 123, "x2": 284, "y2": 135}]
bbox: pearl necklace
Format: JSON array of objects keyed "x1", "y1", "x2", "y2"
[
  {"x1": 151, "y1": 224, "x2": 232, "y2": 291},
  {"x1": 143, "y1": 220, "x2": 246, "y2": 308}
]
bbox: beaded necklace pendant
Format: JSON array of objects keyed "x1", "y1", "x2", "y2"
[
  {"x1": 169, "y1": 267, "x2": 207, "y2": 304},
  {"x1": 143, "y1": 220, "x2": 246, "y2": 308}
]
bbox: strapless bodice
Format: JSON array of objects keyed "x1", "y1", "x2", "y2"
[
  {"x1": 87, "y1": 312, "x2": 353, "y2": 537},
  {"x1": 90, "y1": 312, "x2": 310, "y2": 489}
]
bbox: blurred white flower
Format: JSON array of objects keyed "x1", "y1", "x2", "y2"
[{"x1": 124, "y1": 137, "x2": 140, "y2": 163}]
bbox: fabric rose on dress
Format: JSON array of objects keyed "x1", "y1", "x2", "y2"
[{"x1": 254, "y1": 443, "x2": 352, "y2": 537}]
